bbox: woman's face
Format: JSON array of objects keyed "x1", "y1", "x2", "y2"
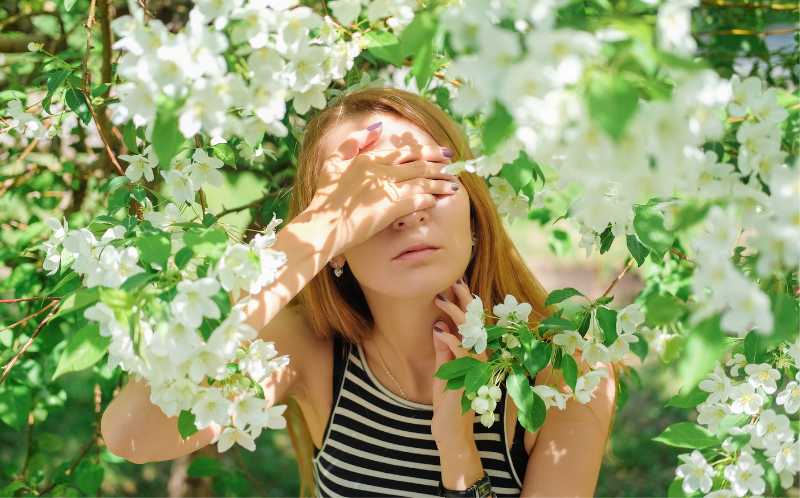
[{"x1": 321, "y1": 112, "x2": 473, "y2": 299}]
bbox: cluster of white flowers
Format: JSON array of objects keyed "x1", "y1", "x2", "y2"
[
  {"x1": 458, "y1": 294, "x2": 489, "y2": 354},
  {"x1": 550, "y1": 303, "x2": 643, "y2": 367},
  {"x1": 439, "y1": 1, "x2": 796, "y2": 340},
  {"x1": 468, "y1": 384, "x2": 503, "y2": 427},
  {"x1": 110, "y1": 0, "x2": 365, "y2": 147},
  {"x1": 681, "y1": 351, "x2": 800, "y2": 495},
  {"x1": 40, "y1": 209, "x2": 288, "y2": 451}
]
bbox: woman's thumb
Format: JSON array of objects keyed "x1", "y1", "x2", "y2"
[{"x1": 332, "y1": 121, "x2": 383, "y2": 161}]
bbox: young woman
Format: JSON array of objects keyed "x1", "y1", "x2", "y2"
[{"x1": 101, "y1": 87, "x2": 617, "y2": 497}]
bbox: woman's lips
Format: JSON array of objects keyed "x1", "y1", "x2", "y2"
[{"x1": 393, "y1": 247, "x2": 439, "y2": 261}]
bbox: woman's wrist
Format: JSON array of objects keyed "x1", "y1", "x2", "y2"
[{"x1": 436, "y1": 440, "x2": 485, "y2": 490}]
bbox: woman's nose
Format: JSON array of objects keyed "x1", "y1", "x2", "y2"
[{"x1": 391, "y1": 209, "x2": 429, "y2": 230}]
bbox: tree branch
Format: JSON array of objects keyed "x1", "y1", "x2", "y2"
[
  {"x1": 217, "y1": 190, "x2": 283, "y2": 218},
  {"x1": 1, "y1": 303, "x2": 60, "y2": 384},
  {"x1": 0, "y1": 299, "x2": 59, "y2": 333},
  {"x1": 700, "y1": 0, "x2": 798, "y2": 9},
  {"x1": 39, "y1": 433, "x2": 99, "y2": 496},
  {"x1": 602, "y1": 257, "x2": 636, "y2": 298}
]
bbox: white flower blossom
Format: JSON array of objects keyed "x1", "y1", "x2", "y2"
[
  {"x1": 676, "y1": 450, "x2": 714, "y2": 494},
  {"x1": 744, "y1": 363, "x2": 781, "y2": 394},
  {"x1": 699, "y1": 365, "x2": 732, "y2": 404},
  {"x1": 723, "y1": 451, "x2": 766, "y2": 497},
  {"x1": 776, "y1": 371, "x2": 800, "y2": 414}
]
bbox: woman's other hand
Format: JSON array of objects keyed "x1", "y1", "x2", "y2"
[
  {"x1": 430, "y1": 275, "x2": 489, "y2": 489},
  {"x1": 305, "y1": 122, "x2": 459, "y2": 255}
]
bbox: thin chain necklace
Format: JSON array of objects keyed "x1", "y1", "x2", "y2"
[{"x1": 369, "y1": 337, "x2": 409, "y2": 401}]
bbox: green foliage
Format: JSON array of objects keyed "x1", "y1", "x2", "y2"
[
  {"x1": 52, "y1": 325, "x2": 111, "y2": 380},
  {"x1": 653, "y1": 423, "x2": 719, "y2": 449}
]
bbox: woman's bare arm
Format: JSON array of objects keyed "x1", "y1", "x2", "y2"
[
  {"x1": 520, "y1": 352, "x2": 617, "y2": 497},
  {"x1": 100, "y1": 210, "x2": 336, "y2": 464}
]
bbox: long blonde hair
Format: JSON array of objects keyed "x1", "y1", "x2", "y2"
[{"x1": 282, "y1": 86, "x2": 611, "y2": 496}]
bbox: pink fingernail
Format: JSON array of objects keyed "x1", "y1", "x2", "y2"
[{"x1": 367, "y1": 122, "x2": 382, "y2": 131}]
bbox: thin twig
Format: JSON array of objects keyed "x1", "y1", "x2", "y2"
[
  {"x1": 1, "y1": 303, "x2": 60, "y2": 384},
  {"x1": 194, "y1": 135, "x2": 206, "y2": 216},
  {"x1": 669, "y1": 247, "x2": 696, "y2": 264},
  {"x1": 217, "y1": 191, "x2": 282, "y2": 218},
  {"x1": 699, "y1": 28, "x2": 799, "y2": 36},
  {"x1": 700, "y1": 0, "x2": 798, "y2": 9},
  {"x1": 0, "y1": 297, "x2": 62, "y2": 304},
  {"x1": 401, "y1": 60, "x2": 462, "y2": 87},
  {"x1": 1, "y1": 300, "x2": 59, "y2": 333},
  {"x1": 602, "y1": 257, "x2": 636, "y2": 298}
]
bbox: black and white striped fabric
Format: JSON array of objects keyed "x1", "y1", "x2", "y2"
[{"x1": 312, "y1": 336, "x2": 529, "y2": 497}]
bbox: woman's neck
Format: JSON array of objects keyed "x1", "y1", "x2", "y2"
[{"x1": 362, "y1": 288, "x2": 455, "y2": 402}]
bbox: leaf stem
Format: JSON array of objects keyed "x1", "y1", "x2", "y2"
[{"x1": 0, "y1": 303, "x2": 60, "y2": 384}]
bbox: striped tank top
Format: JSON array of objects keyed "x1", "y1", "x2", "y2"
[{"x1": 312, "y1": 336, "x2": 530, "y2": 497}]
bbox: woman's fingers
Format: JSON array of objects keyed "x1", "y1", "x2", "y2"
[
  {"x1": 362, "y1": 144, "x2": 455, "y2": 168},
  {"x1": 450, "y1": 277, "x2": 472, "y2": 314},
  {"x1": 393, "y1": 178, "x2": 460, "y2": 199},
  {"x1": 329, "y1": 122, "x2": 383, "y2": 161},
  {"x1": 379, "y1": 160, "x2": 458, "y2": 183},
  {"x1": 433, "y1": 322, "x2": 470, "y2": 359},
  {"x1": 434, "y1": 293, "x2": 467, "y2": 327}
]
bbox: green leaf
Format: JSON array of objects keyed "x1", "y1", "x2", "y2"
[
  {"x1": 464, "y1": 362, "x2": 492, "y2": 393},
  {"x1": 65, "y1": 88, "x2": 91, "y2": 125},
  {"x1": 187, "y1": 456, "x2": 223, "y2": 478},
  {"x1": 108, "y1": 176, "x2": 132, "y2": 193},
  {"x1": 202, "y1": 213, "x2": 218, "y2": 228},
  {"x1": 120, "y1": 273, "x2": 156, "y2": 292},
  {"x1": 0, "y1": 263, "x2": 36, "y2": 293},
  {"x1": 64, "y1": 0, "x2": 77, "y2": 11},
  {"x1": 716, "y1": 413, "x2": 749, "y2": 440},
  {"x1": 501, "y1": 152, "x2": 535, "y2": 193},
  {"x1": 182, "y1": 228, "x2": 228, "y2": 261},
  {"x1": 522, "y1": 340, "x2": 552, "y2": 378},
  {"x1": 400, "y1": 11, "x2": 436, "y2": 57},
  {"x1": 482, "y1": 102, "x2": 515, "y2": 155},
  {"x1": 131, "y1": 185, "x2": 146, "y2": 204},
  {"x1": 0, "y1": 384, "x2": 32, "y2": 431},
  {"x1": 560, "y1": 353, "x2": 578, "y2": 392},
  {"x1": 364, "y1": 30, "x2": 404, "y2": 67},
  {"x1": 122, "y1": 121, "x2": 139, "y2": 154},
  {"x1": 670, "y1": 202, "x2": 710, "y2": 232},
  {"x1": 666, "y1": 386, "x2": 709, "y2": 408},
  {"x1": 538, "y1": 316, "x2": 575, "y2": 333},
  {"x1": 54, "y1": 287, "x2": 101, "y2": 318},
  {"x1": 630, "y1": 334, "x2": 648, "y2": 361},
  {"x1": 214, "y1": 144, "x2": 236, "y2": 168},
  {"x1": 136, "y1": 234, "x2": 171, "y2": 268},
  {"x1": 633, "y1": 204, "x2": 674, "y2": 260},
  {"x1": 43, "y1": 69, "x2": 70, "y2": 114},
  {"x1": 728, "y1": 431, "x2": 751, "y2": 452},
  {"x1": 653, "y1": 422, "x2": 719, "y2": 449},
  {"x1": 445, "y1": 376, "x2": 465, "y2": 391},
  {"x1": 75, "y1": 464, "x2": 104, "y2": 495},
  {"x1": 44, "y1": 271, "x2": 78, "y2": 298},
  {"x1": 52, "y1": 325, "x2": 111, "y2": 380},
  {"x1": 177, "y1": 410, "x2": 199, "y2": 440},
  {"x1": 663, "y1": 334, "x2": 684, "y2": 363},
  {"x1": 91, "y1": 83, "x2": 111, "y2": 98},
  {"x1": 626, "y1": 234, "x2": 649, "y2": 267},
  {"x1": 576, "y1": 310, "x2": 592, "y2": 337},
  {"x1": 616, "y1": 378, "x2": 629, "y2": 411},
  {"x1": 434, "y1": 356, "x2": 483, "y2": 380},
  {"x1": 152, "y1": 99, "x2": 186, "y2": 168},
  {"x1": 668, "y1": 477, "x2": 703, "y2": 498},
  {"x1": 175, "y1": 247, "x2": 195, "y2": 270},
  {"x1": 677, "y1": 317, "x2": 724, "y2": 392},
  {"x1": 595, "y1": 306, "x2": 618, "y2": 347},
  {"x1": 585, "y1": 73, "x2": 638, "y2": 140},
  {"x1": 599, "y1": 225, "x2": 615, "y2": 254},
  {"x1": 743, "y1": 330, "x2": 764, "y2": 364},
  {"x1": 645, "y1": 294, "x2": 685, "y2": 326},
  {"x1": 545, "y1": 288, "x2": 586, "y2": 308},
  {"x1": 411, "y1": 40, "x2": 435, "y2": 91}
]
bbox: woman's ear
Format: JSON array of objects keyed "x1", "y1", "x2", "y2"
[{"x1": 328, "y1": 255, "x2": 347, "y2": 269}]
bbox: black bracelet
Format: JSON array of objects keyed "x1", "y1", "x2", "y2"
[{"x1": 437, "y1": 471, "x2": 495, "y2": 498}]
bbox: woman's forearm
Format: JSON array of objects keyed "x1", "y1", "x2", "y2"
[
  {"x1": 243, "y1": 208, "x2": 340, "y2": 331},
  {"x1": 437, "y1": 440, "x2": 485, "y2": 490}
]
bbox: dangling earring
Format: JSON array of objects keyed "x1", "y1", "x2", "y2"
[{"x1": 331, "y1": 259, "x2": 343, "y2": 277}]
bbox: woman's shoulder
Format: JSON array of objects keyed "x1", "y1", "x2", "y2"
[{"x1": 257, "y1": 304, "x2": 333, "y2": 402}]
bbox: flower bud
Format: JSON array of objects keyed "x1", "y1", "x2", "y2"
[
  {"x1": 481, "y1": 410, "x2": 495, "y2": 428},
  {"x1": 472, "y1": 397, "x2": 489, "y2": 414},
  {"x1": 488, "y1": 385, "x2": 502, "y2": 401},
  {"x1": 478, "y1": 385, "x2": 489, "y2": 397}
]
